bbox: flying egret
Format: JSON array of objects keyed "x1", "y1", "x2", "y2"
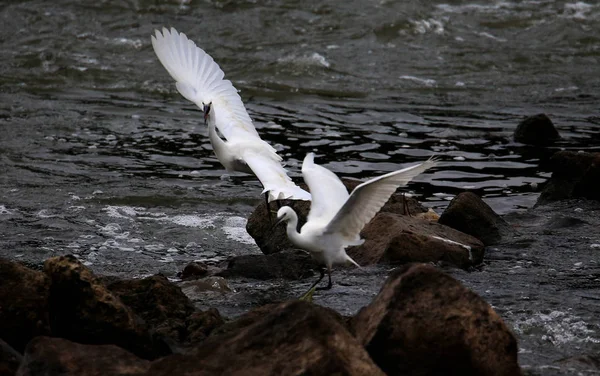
[
  {"x1": 151, "y1": 27, "x2": 311, "y2": 211},
  {"x1": 275, "y1": 153, "x2": 438, "y2": 300}
]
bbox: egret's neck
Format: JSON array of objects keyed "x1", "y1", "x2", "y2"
[
  {"x1": 285, "y1": 211, "x2": 304, "y2": 247},
  {"x1": 207, "y1": 117, "x2": 229, "y2": 160}
]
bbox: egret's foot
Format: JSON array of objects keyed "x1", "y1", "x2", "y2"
[{"x1": 299, "y1": 285, "x2": 317, "y2": 302}]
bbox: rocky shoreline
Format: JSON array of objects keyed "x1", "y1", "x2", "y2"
[{"x1": 1, "y1": 123, "x2": 599, "y2": 375}]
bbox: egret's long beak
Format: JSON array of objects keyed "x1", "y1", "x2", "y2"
[
  {"x1": 271, "y1": 215, "x2": 284, "y2": 231},
  {"x1": 203, "y1": 111, "x2": 209, "y2": 125}
]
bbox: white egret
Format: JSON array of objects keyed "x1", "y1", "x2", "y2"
[
  {"x1": 151, "y1": 27, "x2": 311, "y2": 210},
  {"x1": 275, "y1": 153, "x2": 438, "y2": 299}
]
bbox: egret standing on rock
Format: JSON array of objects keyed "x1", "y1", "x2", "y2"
[
  {"x1": 275, "y1": 154, "x2": 438, "y2": 300},
  {"x1": 151, "y1": 27, "x2": 311, "y2": 210}
]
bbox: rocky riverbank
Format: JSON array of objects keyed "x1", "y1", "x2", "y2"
[{"x1": 1, "y1": 148, "x2": 599, "y2": 375}]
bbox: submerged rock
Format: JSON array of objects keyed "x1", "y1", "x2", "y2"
[
  {"x1": 179, "y1": 262, "x2": 209, "y2": 280},
  {"x1": 0, "y1": 339, "x2": 21, "y2": 376},
  {"x1": 0, "y1": 259, "x2": 50, "y2": 352},
  {"x1": 347, "y1": 212, "x2": 484, "y2": 268},
  {"x1": 514, "y1": 113, "x2": 560, "y2": 145},
  {"x1": 218, "y1": 249, "x2": 315, "y2": 280},
  {"x1": 352, "y1": 264, "x2": 522, "y2": 376},
  {"x1": 148, "y1": 301, "x2": 385, "y2": 376},
  {"x1": 538, "y1": 151, "x2": 600, "y2": 204},
  {"x1": 44, "y1": 255, "x2": 169, "y2": 360},
  {"x1": 17, "y1": 337, "x2": 149, "y2": 376},
  {"x1": 246, "y1": 179, "x2": 427, "y2": 255},
  {"x1": 438, "y1": 192, "x2": 513, "y2": 245}
]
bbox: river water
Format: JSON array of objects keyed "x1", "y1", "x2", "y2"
[{"x1": 1, "y1": 0, "x2": 599, "y2": 373}]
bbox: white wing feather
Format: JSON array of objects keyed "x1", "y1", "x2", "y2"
[
  {"x1": 243, "y1": 152, "x2": 311, "y2": 202},
  {"x1": 302, "y1": 153, "x2": 350, "y2": 224},
  {"x1": 325, "y1": 157, "x2": 438, "y2": 243},
  {"x1": 151, "y1": 27, "x2": 261, "y2": 141}
]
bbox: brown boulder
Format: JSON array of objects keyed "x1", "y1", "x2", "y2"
[
  {"x1": 107, "y1": 275, "x2": 195, "y2": 346},
  {"x1": 514, "y1": 113, "x2": 560, "y2": 145},
  {"x1": 538, "y1": 151, "x2": 600, "y2": 204},
  {"x1": 347, "y1": 212, "x2": 484, "y2": 268},
  {"x1": 0, "y1": 259, "x2": 50, "y2": 352},
  {"x1": 148, "y1": 301, "x2": 385, "y2": 376},
  {"x1": 17, "y1": 336, "x2": 149, "y2": 376},
  {"x1": 352, "y1": 264, "x2": 522, "y2": 376},
  {"x1": 438, "y1": 192, "x2": 513, "y2": 245},
  {"x1": 246, "y1": 179, "x2": 427, "y2": 255},
  {"x1": 0, "y1": 339, "x2": 21, "y2": 376},
  {"x1": 179, "y1": 262, "x2": 209, "y2": 280},
  {"x1": 44, "y1": 255, "x2": 169, "y2": 360},
  {"x1": 185, "y1": 308, "x2": 225, "y2": 344}
]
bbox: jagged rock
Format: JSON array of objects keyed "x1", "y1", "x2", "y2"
[
  {"x1": 0, "y1": 339, "x2": 21, "y2": 376},
  {"x1": 148, "y1": 301, "x2": 385, "y2": 376},
  {"x1": 17, "y1": 336, "x2": 149, "y2": 376},
  {"x1": 107, "y1": 274, "x2": 196, "y2": 347},
  {"x1": 538, "y1": 151, "x2": 600, "y2": 204},
  {"x1": 514, "y1": 113, "x2": 560, "y2": 145},
  {"x1": 218, "y1": 249, "x2": 316, "y2": 280},
  {"x1": 0, "y1": 259, "x2": 50, "y2": 352},
  {"x1": 44, "y1": 255, "x2": 169, "y2": 360},
  {"x1": 347, "y1": 212, "x2": 484, "y2": 268},
  {"x1": 180, "y1": 262, "x2": 209, "y2": 280},
  {"x1": 185, "y1": 308, "x2": 225, "y2": 344},
  {"x1": 438, "y1": 192, "x2": 513, "y2": 245},
  {"x1": 352, "y1": 264, "x2": 522, "y2": 376},
  {"x1": 246, "y1": 179, "x2": 427, "y2": 255}
]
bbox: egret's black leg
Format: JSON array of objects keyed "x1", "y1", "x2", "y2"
[
  {"x1": 316, "y1": 267, "x2": 332, "y2": 290},
  {"x1": 264, "y1": 192, "x2": 272, "y2": 223},
  {"x1": 299, "y1": 268, "x2": 326, "y2": 301}
]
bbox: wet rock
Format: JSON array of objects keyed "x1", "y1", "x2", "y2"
[
  {"x1": 44, "y1": 255, "x2": 169, "y2": 360},
  {"x1": 0, "y1": 259, "x2": 50, "y2": 352},
  {"x1": 347, "y1": 212, "x2": 484, "y2": 269},
  {"x1": 185, "y1": 308, "x2": 225, "y2": 344},
  {"x1": 107, "y1": 274, "x2": 195, "y2": 347},
  {"x1": 180, "y1": 262, "x2": 209, "y2": 280},
  {"x1": 352, "y1": 264, "x2": 522, "y2": 376},
  {"x1": 179, "y1": 276, "x2": 232, "y2": 294},
  {"x1": 514, "y1": 113, "x2": 560, "y2": 145},
  {"x1": 17, "y1": 336, "x2": 149, "y2": 376},
  {"x1": 148, "y1": 301, "x2": 385, "y2": 376},
  {"x1": 538, "y1": 151, "x2": 600, "y2": 204},
  {"x1": 438, "y1": 192, "x2": 513, "y2": 245},
  {"x1": 247, "y1": 179, "x2": 427, "y2": 255},
  {"x1": 0, "y1": 339, "x2": 21, "y2": 376},
  {"x1": 218, "y1": 249, "x2": 315, "y2": 280}
]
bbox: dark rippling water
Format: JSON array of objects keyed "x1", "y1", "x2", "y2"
[{"x1": 1, "y1": 0, "x2": 599, "y2": 373}]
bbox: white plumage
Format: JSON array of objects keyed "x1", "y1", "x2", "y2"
[
  {"x1": 151, "y1": 27, "x2": 310, "y2": 202},
  {"x1": 276, "y1": 154, "x2": 438, "y2": 296}
]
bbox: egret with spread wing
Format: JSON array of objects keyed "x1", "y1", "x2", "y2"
[
  {"x1": 275, "y1": 154, "x2": 438, "y2": 300},
  {"x1": 151, "y1": 27, "x2": 311, "y2": 207}
]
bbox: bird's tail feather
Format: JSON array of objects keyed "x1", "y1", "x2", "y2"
[{"x1": 266, "y1": 185, "x2": 312, "y2": 202}]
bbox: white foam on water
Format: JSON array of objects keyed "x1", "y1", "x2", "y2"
[
  {"x1": 277, "y1": 52, "x2": 331, "y2": 68},
  {"x1": 411, "y1": 18, "x2": 445, "y2": 34},
  {"x1": 399, "y1": 75, "x2": 437, "y2": 87},
  {"x1": 563, "y1": 2, "x2": 595, "y2": 19},
  {"x1": 223, "y1": 216, "x2": 256, "y2": 245},
  {"x1": 36, "y1": 209, "x2": 58, "y2": 218},
  {"x1": 0, "y1": 205, "x2": 13, "y2": 215},
  {"x1": 164, "y1": 214, "x2": 216, "y2": 228},
  {"x1": 513, "y1": 310, "x2": 600, "y2": 345}
]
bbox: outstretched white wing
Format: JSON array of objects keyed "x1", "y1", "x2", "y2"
[
  {"x1": 302, "y1": 153, "x2": 350, "y2": 224},
  {"x1": 324, "y1": 157, "x2": 438, "y2": 243},
  {"x1": 151, "y1": 27, "x2": 260, "y2": 140},
  {"x1": 243, "y1": 152, "x2": 311, "y2": 202}
]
